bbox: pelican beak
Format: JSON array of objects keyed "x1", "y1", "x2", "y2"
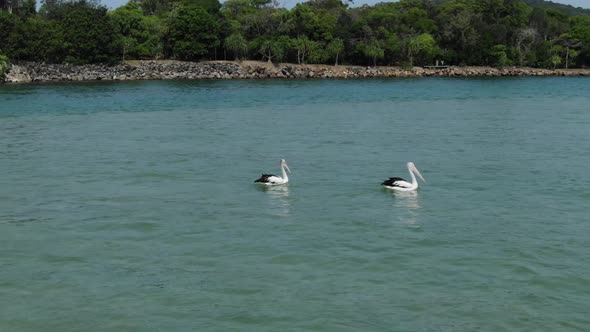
[
  {"x1": 285, "y1": 164, "x2": 292, "y2": 174},
  {"x1": 412, "y1": 166, "x2": 426, "y2": 183}
]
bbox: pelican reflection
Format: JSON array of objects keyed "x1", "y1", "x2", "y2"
[
  {"x1": 392, "y1": 190, "x2": 421, "y2": 209},
  {"x1": 258, "y1": 185, "x2": 290, "y2": 217},
  {"x1": 390, "y1": 190, "x2": 422, "y2": 227}
]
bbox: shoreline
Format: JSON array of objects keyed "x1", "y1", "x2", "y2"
[{"x1": 3, "y1": 60, "x2": 590, "y2": 84}]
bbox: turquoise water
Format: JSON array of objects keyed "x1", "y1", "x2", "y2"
[{"x1": 1, "y1": 78, "x2": 589, "y2": 331}]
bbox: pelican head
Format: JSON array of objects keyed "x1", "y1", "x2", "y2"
[
  {"x1": 281, "y1": 159, "x2": 291, "y2": 173},
  {"x1": 408, "y1": 162, "x2": 426, "y2": 183}
]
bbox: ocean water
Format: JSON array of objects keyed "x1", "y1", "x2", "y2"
[{"x1": 1, "y1": 77, "x2": 589, "y2": 331}]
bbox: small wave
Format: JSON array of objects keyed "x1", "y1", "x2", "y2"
[
  {"x1": 41, "y1": 254, "x2": 87, "y2": 264},
  {"x1": 0, "y1": 214, "x2": 50, "y2": 224}
]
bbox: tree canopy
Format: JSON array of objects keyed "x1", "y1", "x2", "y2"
[{"x1": 1, "y1": 0, "x2": 590, "y2": 68}]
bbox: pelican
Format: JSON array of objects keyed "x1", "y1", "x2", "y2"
[
  {"x1": 254, "y1": 159, "x2": 291, "y2": 185},
  {"x1": 382, "y1": 162, "x2": 426, "y2": 191}
]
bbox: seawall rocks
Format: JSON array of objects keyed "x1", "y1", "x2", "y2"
[{"x1": 3, "y1": 60, "x2": 590, "y2": 83}]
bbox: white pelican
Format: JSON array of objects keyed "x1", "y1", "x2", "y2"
[
  {"x1": 382, "y1": 162, "x2": 426, "y2": 191},
  {"x1": 254, "y1": 159, "x2": 291, "y2": 185}
]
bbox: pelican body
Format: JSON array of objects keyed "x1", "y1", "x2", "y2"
[
  {"x1": 382, "y1": 162, "x2": 426, "y2": 191},
  {"x1": 255, "y1": 159, "x2": 291, "y2": 185}
]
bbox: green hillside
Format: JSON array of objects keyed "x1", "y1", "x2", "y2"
[{"x1": 523, "y1": 0, "x2": 590, "y2": 16}]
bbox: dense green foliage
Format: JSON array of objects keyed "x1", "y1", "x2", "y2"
[
  {"x1": 1, "y1": 0, "x2": 590, "y2": 68},
  {"x1": 2, "y1": 0, "x2": 118, "y2": 63},
  {"x1": 0, "y1": 51, "x2": 9, "y2": 78}
]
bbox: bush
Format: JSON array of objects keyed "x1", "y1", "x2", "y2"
[
  {"x1": 489, "y1": 45, "x2": 513, "y2": 67},
  {"x1": 0, "y1": 53, "x2": 9, "y2": 80}
]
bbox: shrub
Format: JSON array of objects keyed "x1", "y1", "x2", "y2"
[{"x1": 0, "y1": 53, "x2": 9, "y2": 80}]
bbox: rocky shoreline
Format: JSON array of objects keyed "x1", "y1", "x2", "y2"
[{"x1": 3, "y1": 60, "x2": 590, "y2": 83}]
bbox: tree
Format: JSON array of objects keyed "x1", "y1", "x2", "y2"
[
  {"x1": 182, "y1": 0, "x2": 221, "y2": 15},
  {"x1": 0, "y1": 0, "x2": 11, "y2": 13},
  {"x1": 251, "y1": 36, "x2": 288, "y2": 63},
  {"x1": 1, "y1": 0, "x2": 589, "y2": 69},
  {"x1": 489, "y1": 44, "x2": 511, "y2": 67},
  {"x1": 293, "y1": 35, "x2": 322, "y2": 64},
  {"x1": 550, "y1": 53, "x2": 562, "y2": 69},
  {"x1": 555, "y1": 34, "x2": 581, "y2": 69},
  {"x1": 8, "y1": 16, "x2": 64, "y2": 62},
  {"x1": 39, "y1": 0, "x2": 101, "y2": 19},
  {"x1": 401, "y1": 7, "x2": 436, "y2": 34},
  {"x1": 111, "y1": 3, "x2": 142, "y2": 60},
  {"x1": 326, "y1": 38, "x2": 343, "y2": 65},
  {"x1": 358, "y1": 39, "x2": 384, "y2": 66},
  {"x1": 111, "y1": 3, "x2": 164, "y2": 60},
  {"x1": 0, "y1": 11, "x2": 17, "y2": 50},
  {"x1": 224, "y1": 33, "x2": 248, "y2": 60},
  {"x1": 17, "y1": 0, "x2": 36, "y2": 18},
  {"x1": 436, "y1": 0, "x2": 481, "y2": 63},
  {"x1": 570, "y1": 16, "x2": 590, "y2": 67},
  {"x1": 545, "y1": 9, "x2": 570, "y2": 40},
  {"x1": 514, "y1": 28, "x2": 537, "y2": 66},
  {"x1": 138, "y1": 16, "x2": 165, "y2": 59},
  {"x1": 0, "y1": 52, "x2": 9, "y2": 80},
  {"x1": 290, "y1": 2, "x2": 337, "y2": 42},
  {"x1": 168, "y1": 6, "x2": 220, "y2": 60},
  {"x1": 139, "y1": 0, "x2": 171, "y2": 16},
  {"x1": 547, "y1": 43, "x2": 565, "y2": 69},
  {"x1": 50, "y1": 0, "x2": 118, "y2": 64},
  {"x1": 405, "y1": 33, "x2": 436, "y2": 67},
  {"x1": 1, "y1": 0, "x2": 36, "y2": 16}
]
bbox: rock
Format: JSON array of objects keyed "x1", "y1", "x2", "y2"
[
  {"x1": 3, "y1": 60, "x2": 590, "y2": 84},
  {"x1": 4, "y1": 64, "x2": 32, "y2": 83}
]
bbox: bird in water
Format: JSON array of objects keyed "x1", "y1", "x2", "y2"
[
  {"x1": 254, "y1": 159, "x2": 291, "y2": 185},
  {"x1": 382, "y1": 162, "x2": 426, "y2": 191}
]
